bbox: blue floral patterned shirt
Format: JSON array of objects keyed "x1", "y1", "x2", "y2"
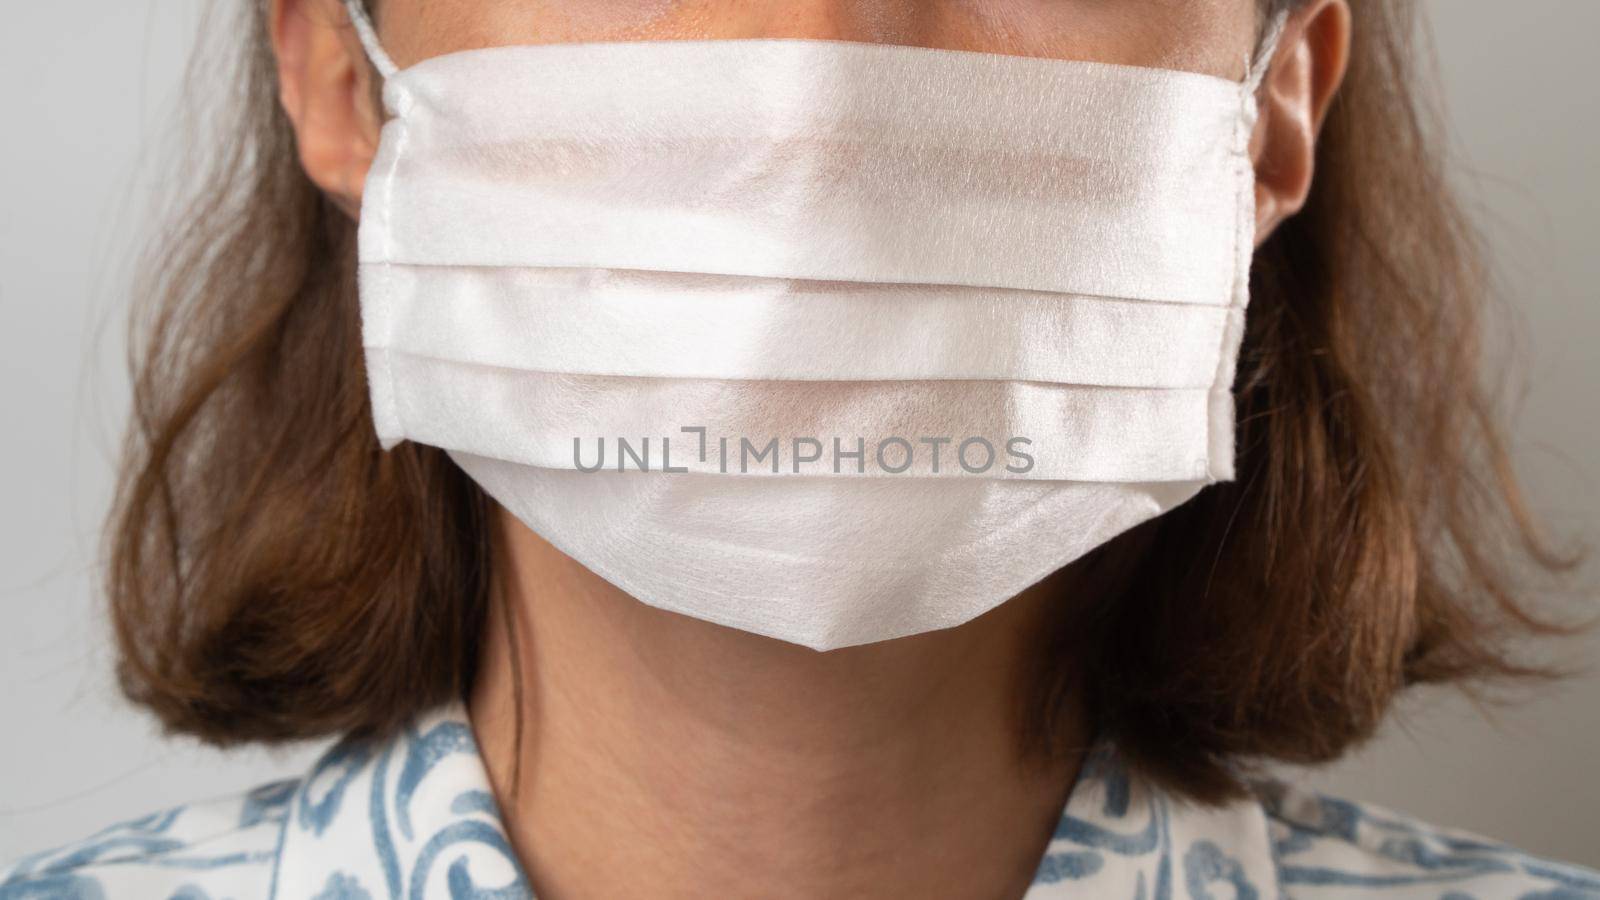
[{"x1": 3, "y1": 701, "x2": 1596, "y2": 898}]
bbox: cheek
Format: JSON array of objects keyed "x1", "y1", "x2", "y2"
[
  {"x1": 512, "y1": 0, "x2": 686, "y2": 42},
  {"x1": 377, "y1": 0, "x2": 546, "y2": 63},
  {"x1": 1162, "y1": 0, "x2": 1262, "y2": 79},
  {"x1": 544, "y1": 0, "x2": 679, "y2": 32},
  {"x1": 921, "y1": 0, "x2": 1255, "y2": 75},
  {"x1": 385, "y1": 0, "x2": 687, "y2": 55},
  {"x1": 380, "y1": 0, "x2": 1258, "y2": 75}
]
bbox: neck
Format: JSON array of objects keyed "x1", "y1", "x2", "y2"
[{"x1": 469, "y1": 508, "x2": 1089, "y2": 900}]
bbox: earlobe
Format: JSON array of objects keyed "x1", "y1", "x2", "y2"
[
  {"x1": 1251, "y1": 0, "x2": 1352, "y2": 244},
  {"x1": 270, "y1": 0, "x2": 382, "y2": 217}
]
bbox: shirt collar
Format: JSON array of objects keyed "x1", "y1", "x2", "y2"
[
  {"x1": 270, "y1": 701, "x2": 1275, "y2": 899},
  {"x1": 1026, "y1": 744, "x2": 1278, "y2": 898},
  {"x1": 269, "y1": 702, "x2": 530, "y2": 899}
]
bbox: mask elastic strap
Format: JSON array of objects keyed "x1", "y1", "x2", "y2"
[
  {"x1": 1246, "y1": 9, "x2": 1290, "y2": 96},
  {"x1": 343, "y1": 0, "x2": 399, "y2": 79}
]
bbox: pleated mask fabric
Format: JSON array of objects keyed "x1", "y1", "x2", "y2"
[{"x1": 344, "y1": 0, "x2": 1287, "y2": 650}]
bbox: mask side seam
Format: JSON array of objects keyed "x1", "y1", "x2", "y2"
[
  {"x1": 1202, "y1": 12, "x2": 1285, "y2": 481},
  {"x1": 1205, "y1": 67, "x2": 1269, "y2": 482},
  {"x1": 380, "y1": 111, "x2": 412, "y2": 448},
  {"x1": 360, "y1": 85, "x2": 414, "y2": 449}
]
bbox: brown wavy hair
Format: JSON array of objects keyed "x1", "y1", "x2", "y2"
[{"x1": 107, "y1": 0, "x2": 1592, "y2": 802}]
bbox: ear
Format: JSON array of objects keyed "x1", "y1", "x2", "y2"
[
  {"x1": 1251, "y1": 0, "x2": 1351, "y2": 244},
  {"x1": 270, "y1": 0, "x2": 384, "y2": 218}
]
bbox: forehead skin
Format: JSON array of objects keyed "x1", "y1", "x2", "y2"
[{"x1": 376, "y1": 0, "x2": 1261, "y2": 81}]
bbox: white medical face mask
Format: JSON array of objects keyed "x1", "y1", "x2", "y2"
[{"x1": 344, "y1": 0, "x2": 1286, "y2": 651}]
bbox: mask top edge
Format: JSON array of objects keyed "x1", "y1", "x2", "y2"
[{"x1": 383, "y1": 36, "x2": 1254, "y2": 97}]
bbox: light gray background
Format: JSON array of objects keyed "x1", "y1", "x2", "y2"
[{"x1": 2, "y1": 0, "x2": 1596, "y2": 868}]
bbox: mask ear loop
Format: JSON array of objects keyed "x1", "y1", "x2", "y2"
[
  {"x1": 1246, "y1": 9, "x2": 1291, "y2": 96},
  {"x1": 343, "y1": 0, "x2": 399, "y2": 79}
]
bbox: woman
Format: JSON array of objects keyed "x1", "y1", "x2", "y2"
[{"x1": 3, "y1": 0, "x2": 1597, "y2": 897}]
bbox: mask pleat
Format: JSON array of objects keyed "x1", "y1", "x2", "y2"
[{"x1": 350, "y1": 32, "x2": 1266, "y2": 649}]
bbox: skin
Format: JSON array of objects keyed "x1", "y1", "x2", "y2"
[{"x1": 270, "y1": 2, "x2": 1351, "y2": 896}]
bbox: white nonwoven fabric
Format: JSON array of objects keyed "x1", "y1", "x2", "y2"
[{"x1": 346, "y1": 2, "x2": 1283, "y2": 650}]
